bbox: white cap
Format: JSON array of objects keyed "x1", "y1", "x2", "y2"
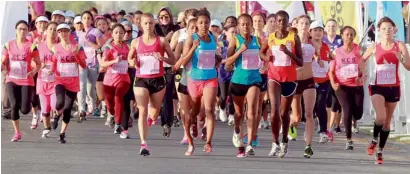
[
  {"x1": 74, "y1": 16, "x2": 82, "y2": 24},
  {"x1": 56, "y1": 23, "x2": 71, "y2": 31},
  {"x1": 65, "y1": 11, "x2": 75, "y2": 18},
  {"x1": 210, "y1": 19, "x2": 222, "y2": 29},
  {"x1": 52, "y1": 10, "x2": 65, "y2": 17},
  {"x1": 310, "y1": 21, "x2": 324, "y2": 30},
  {"x1": 35, "y1": 16, "x2": 49, "y2": 23}
]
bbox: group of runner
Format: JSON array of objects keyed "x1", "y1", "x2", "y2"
[{"x1": 2, "y1": 6, "x2": 410, "y2": 165}]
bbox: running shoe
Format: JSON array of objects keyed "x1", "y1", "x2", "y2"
[
  {"x1": 106, "y1": 116, "x2": 115, "y2": 129},
  {"x1": 93, "y1": 108, "x2": 100, "y2": 117},
  {"x1": 173, "y1": 115, "x2": 180, "y2": 127},
  {"x1": 30, "y1": 114, "x2": 39, "y2": 129},
  {"x1": 303, "y1": 145, "x2": 314, "y2": 158},
  {"x1": 278, "y1": 142, "x2": 288, "y2": 158},
  {"x1": 269, "y1": 142, "x2": 280, "y2": 156},
  {"x1": 147, "y1": 117, "x2": 156, "y2": 127},
  {"x1": 77, "y1": 111, "x2": 86, "y2": 123},
  {"x1": 163, "y1": 125, "x2": 171, "y2": 137},
  {"x1": 120, "y1": 130, "x2": 129, "y2": 139},
  {"x1": 180, "y1": 138, "x2": 188, "y2": 145},
  {"x1": 219, "y1": 107, "x2": 228, "y2": 122},
  {"x1": 245, "y1": 145, "x2": 255, "y2": 156},
  {"x1": 334, "y1": 127, "x2": 342, "y2": 134},
  {"x1": 237, "y1": 147, "x2": 246, "y2": 158},
  {"x1": 232, "y1": 132, "x2": 242, "y2": 148},
  {"x1": 58, "y1": 133, "x2": 66, "y2": 144},
  {"x1": 288, "y1": 126, "x2": 297, "y2": 141},
  {"x1": 100, "y1": 105, "x2": 107, "y2": 118},
  {"x1": 41, "y1": 128, "x2": 51, "y2": 138},
  {"x1": 319, "y1": 132, "x2": 329, "y2": 143},
  {"x1": 345, "y1": 140, "x2": 354, "y2": 150},
  {"x1": 353, "y1": 123, "x2": 359, "y2": 134},
  {"x1": 114, "y1": 124, "x2": 123, "y2": 135},
  {"x1": 367, "y1": 140, "x2": 377, "y2": 156},
  {"x1": 52, "y1": 113, "x2": 61, "y2": 130},
  {"x1": 10, "y1": 132, "x2": 22, "y2": 142},
  {"x1": 326, "y1": 130, "x2": 334, "y2": 142},
  {"x1": 228, "y1": 115, "x2": 234, "y2": 127},
  {"x1": 375, "y1": 152, "x2": 384, "y2": 164},
  {"x1": 185, "y1": 146, "x2": 195, "y2": 156},
  {"x1": 203, "y1": 144, "x2": 212, "y2": 153},
  {"x1": 252, "y1": 135, "x2": 259, "y2": 147},
  {"x1": 263, "y1": 120, "x2": 270, "y2": 129},
  {"x1": 140, "y1": 143, "x2": 150, "y2": 156},
  {"x1": 200, "y1": 127, "x2": 207, "y2": 141}
]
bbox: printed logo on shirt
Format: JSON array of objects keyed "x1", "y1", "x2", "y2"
[{"x1": 11, "y1": 54, "x2": 28, "y2": 61}]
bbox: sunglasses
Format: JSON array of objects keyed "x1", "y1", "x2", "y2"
[{"x1": 160, "y1": 15, "x2": 170, "y2": 20}]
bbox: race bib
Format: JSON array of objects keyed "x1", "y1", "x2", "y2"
[
  {"x1": 302, "y1": 44, "x2": 315, "y2": 63},
  {"x1": 59, "y1": 62, "x2": 79, "y2": 77},
  {"x1": 41, "y1": 64, "x2": 56, "y2": 82},
  {"x1": 241, "y1": 49, "x2": 260, "y2": 70},
  {"x1": 9, "y1": 61, "x2": 28, "y2": 79},
  {"x1": 339, "y1": 64, "x2": 358, "y2": 79},
  {"x1": 139, "y1": 55, "x2": 160, "y2": 75},
  {"x1": 111, "y1": 60, "x2": 128, "y2": 74},
  {"x1": 198, "y1": 50, "x2": 216, "y2": 70},
  {"x1": 376, "y1": 64, "x2": 396, "y2": 85},
  {"x1": 84, "y1": 47, "x2": 96, "y2": 64},
  {"x1": 272, "y1": 46, "x2": 291, "y2": 67},
  {"x1": 312, "y1": 61, "x2": 329, "y2": 78}
]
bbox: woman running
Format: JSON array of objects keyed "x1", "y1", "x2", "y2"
[
  {"x1": 51, "y1": 23, "x2": 86, "y2": 143},
  {"x1": 27, "y1": 16, "x2": 49, "y2": 44},
  {"x1": 173, "y1": 17, "x2": 198, "y2": 144},
  {"x1": 323, "y1": 19, "x2": 343, "y2": 134},
  {"x1": 265, "y1": 14, "x2": 276, "y2": 35},
  {"x1": 77, "y1": 11, "x2": 102, "y2": 121},
  {"x1": 1, "y1": 20, "x2": 41, "y2": 142},
  {"x1": 288, "y1": 15, "x2": 319, "y2": 158},
  {"x1": 127, "y1": 13, "x2": 175, "y2": 156},
  {"x1": 363, "y1": 17, "x2": 410, "y2": 164},
  {"x1": 226, "y1": 14, "x2": 262, "y2": 157},
  {"x1": 259, "y1": 10, "x2": 303, "y2": 158},
  {"x1": 181, "y1": 8, "x2": 221, "y2": 155},
  {"x1": 36, "y1": 22, "x2": 58, "y2": 138},
  {"x1": 329, "y1": 26, "x2": 366, "y2": 150},
  {"x1": 100, "y1": 24, "x2": 130, "y2": 138},
  {"x1": 310, "y1": 21, "x2": 334, "y2": 143}
]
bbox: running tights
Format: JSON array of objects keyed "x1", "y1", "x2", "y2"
[
  {"x1": 316, "y1": 82, "x2": 329, "y2": 133},
  {"x1": 104, "y1": 81, "x2": 130, "y2": 125},
  {"x1": 6, "y1": 82, "x2": 33, "y2": 120},
  {"x1": 55, "y1": 85, "x2": 77, "y2": 124},
  {"x1": 218, "y1": 80, "x2": 234, "y2": 115},
  {"x1": 335, "y1": 85, "x2": 364, "y2": 139}
]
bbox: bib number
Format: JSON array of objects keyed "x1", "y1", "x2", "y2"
[
  {"x1": 339, "y1": 64, "x2": 358, "y2": 79},
  {"x1": 241, "y1": 49, "x2": 260, "y2": 70},
  {"x1": 198, "y1": 50, "x2": 216, "y2": 70},
  {"x1": 271, "y1": 46, "x2": 291, "y2": 67},
  {"x1": 59, "y1": 62, "x2": 79, "y2": 77},
  {"x1": 312, "y1": 61, "x2": 329, "y2": 78},
  {"x1": 376, "y1": 64, "x2": 396, "y2": 85},
  {"x1": 111, "y1": 60, "x2": 128, "y2": 74},
  {"x1": 9, "y1": 61, "x2": 28, "y2": 79},
  {"x1": 139, "y1": 55, "x2": 160, "y2": 75},
  {"x1": 41, "y1": 64, "x2": 55, "y2": 82}
]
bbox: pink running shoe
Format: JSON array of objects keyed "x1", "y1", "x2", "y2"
[
  {"x1": 30, "y1": 116, "x2": 39, "y2": 129},
  {"x1": 11, "y1": 132, "x2": 22, "y2": 142},
  {"x1": 147, "y1": 117, "x2": 156, "y2": 127},
  {"x1": 326, "y1": 130, "x2": 334, "y2": 142},
  {"x1": 180, "y1": 138, "x2": 188, "y2": 145},
  {"x1": 237, "y1": 147, "x2": 246, "y2": 158},
  {"x1": 140, "y1": 143, "x2": 151, "y2": 156}
]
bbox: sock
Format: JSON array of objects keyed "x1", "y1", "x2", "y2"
[
  {"x1": 379, "y1": 128, "x2": 390, "y2": 150},
  {"x1": 373, "y1": 123, "x2": 383, "y2": 141}
]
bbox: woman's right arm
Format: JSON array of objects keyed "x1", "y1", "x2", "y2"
[{"x1": 127, "y1": 39, "x2": 138, "y2": 67}]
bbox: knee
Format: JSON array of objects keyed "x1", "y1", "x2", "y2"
[
  {"x1": 55, "y1": 100, "x2": 65, "y2": 111},
  {"x1": 20, "y1": 105, "x2": 31, "y2": 115},
  {"x1": 204, "y1": 107, "x2": 214, "y2": 117}
]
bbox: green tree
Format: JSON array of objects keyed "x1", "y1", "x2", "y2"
[{"x1": 45, "y1": 1, "x2": 96, "y2": 15}]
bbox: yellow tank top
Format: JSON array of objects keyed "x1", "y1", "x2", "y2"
[{"x1": 268, "y1": 31, "x2": 296, "y2": 53}]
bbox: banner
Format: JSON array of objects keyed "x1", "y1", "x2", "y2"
[
  {"x1": 316, "y1": 1, "x2": 358, "y2": 42},
  {"x1": 245, "y1": 1, "x2": 305, "y2": 20}
]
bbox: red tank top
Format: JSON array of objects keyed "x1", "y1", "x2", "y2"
[
  {"x1": 135, "y1": 36, "x2": 164, "y2": 78},
  {"x1": 372, "y1": 42, "x2": 400, "y2": 87},
  {"x1": 313, "y1": 42, "x2": 331, "y2": 83}
]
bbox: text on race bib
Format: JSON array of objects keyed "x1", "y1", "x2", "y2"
[
  {"x1": 9, "y1": 61, "x2": 28, "y2": 79},
  {"x1": 376, "y1": 64, "x2": 396, "y2": 85},
  {"x1": 241, "y1": 49, "x2": 260, "y2": 70},
  {"x1": 198, "y1": 50, "x2": 216, "y2": 70},
  {"x1": 59, "y1": 62, "x2": 79, "y2": 77},
  {"x1": 271, "y1": 46, "x2": 291, "y2": 67}
]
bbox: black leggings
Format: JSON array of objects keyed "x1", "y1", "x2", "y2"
[
  {"x1": 55, "y1": 85, "x2": 77, "y2": 124},
  {"x1": 218, "y1": 80, "x2": 234, "y2": 115},
  {"x1": 31, "y1": 74, "x2": 39, "y2": 108},
  {"x1": 121, "y1": 84, "x2": 133, "y2": 131},
  {"x1": 335, "y1": 85, "x2": 364, "y2": 139},
  {"x1": 160, "y1": 68, "x2": 175, "y2": 127},
  {"x1": 315, "y1": 81, "x2": 330, "y2": 133},
  {"x1": 6, "y1": 82, "x2": 33, "y2": 120}
]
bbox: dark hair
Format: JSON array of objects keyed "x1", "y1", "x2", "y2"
[
  {"x1": 238, "y1": 13, "x2": 253, "y2": 25},
  {"x1": 267, "y1": 13, "x2": 275, "y2": 20},
  {"x1": 276, "y1": 10, "x2": 289, "y2": 20},
  {"x1": 82, "y1": 11, "x2": 94, "y2": 21},
  {"x1": 45, "y1": 11, "x2": 52, "y2": 20},
  {"x1": 340, "y1": 26, "x2": 356, "y2": 36},
  {"x1": 185, "y1": 8, "x2": 198, "y2": 17},
  {"x1": 48, "y1": 22, "x2": 58, "y2": 27},
  {"x1": 103, "y1": 14, "x2": 112, "y2": 20},
  {"x1": 89, "y1": 7, "x2": 98, "y2": 14},
  {"x1": 111, "y1": 23, "x2": 125, "y2": 32},
  {"x1": 224, "y1": 16, "x2": 237, "y2": 25},
  {"x1": 197, "y1": 7, "x2": 210, "y2": 20},
  {"x1": 15, "y1": 20, "x2": 29, "y2": 29},
  {"x1": 134, "y1": 10, "x2": 143, "y2": 15},
  {"x1": 223, "y1": 25, "x2": 236, "y2": 31},
  {"x1": 118, "y1": 10, "x2": 126, "y2": 16},
  {"x1": 377, "y1": 16, "x2": 396, "y2": 28}
]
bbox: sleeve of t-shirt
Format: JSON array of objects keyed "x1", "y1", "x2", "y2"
[
  {"x1": 94, "y1": 28, "x2": 103, "y2": 39},
  {"x1": 2, "y1": 42, "x2": 9, "y2": 57},
  {"x1": 31, "y1": 44, "x2": 39, "y2": 58},
  {"x1": 103, "y1": 49, "x2": 112, "y2": 61}
]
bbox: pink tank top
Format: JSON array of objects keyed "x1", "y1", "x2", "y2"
[
  {"x1": 333, "y1": 44, "x2": 362, "y2": 87},
  {"x1": 4, "y1": 40, "x2": 35, "y2": 86},
  {"x1": 36, "y1": 42, "x2": 56, "y2": 95},
  {"x1": 373, "y1": 42, "x2": 400, "y2": 87},
  {"x1": 53, "y1": 43, "x2": 84, "y2": 92},
  {"x1": 26, "y1": 31, "x2": 44, "y2": 44},
  {"x1": 135, "y1": 36, "x2": 165, "y2": 78},
  {"x1": 103, "y1": 42, "x2": 131, "y2": 87}
]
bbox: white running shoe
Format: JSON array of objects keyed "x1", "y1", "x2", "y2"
[
  {"x1": 232, "y1": 132, "x2": 242, "y2": 148},
  {"x1": 245, "y1": 145, "x2": 255, "y2": 156},
  {"x1": 268, "y1": 143, "x2": 280, "y2": 156},
  {"x1": 41, "y1": 129, "x2": 51, "y2": 138},
  {"x1": 319, "y1": 132, "x2": 329, "y2": 143},
  {"x1": 228, "y1": 115, "x2": 234, "y2": 127},
  {"x1": 219, "y1": 108, "x2": 228, "y2": 123},
  {"x1": 278, "y1": 142, "x2": 288, "y2": 158}
]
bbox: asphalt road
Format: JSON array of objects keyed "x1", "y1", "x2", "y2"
[{"x1": 2, "y1": 116, "x2": 410, "y2": 174}]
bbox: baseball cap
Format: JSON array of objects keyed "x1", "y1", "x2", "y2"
[
  {"x1": 210, "y1": 19, "x2": 222, "y2": 29},
  {"x1": 65, "y1": 11, "x2": 75, "y2": 18},
  {"x1": 56, "y1": 23, "x2": 71, "y2": 31},
  {"x1": 310, "y1": 21, "x2": 324, "y2": 30},
  {"x1": 74, "y1": 16, "x2": 82, "y2": 24},
  {"x1": 35, "y1": 16, "x2": 49, "y2": 23},
  {"x1": 52, "y1": 10, "x2": 65, "y2": 17}
]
